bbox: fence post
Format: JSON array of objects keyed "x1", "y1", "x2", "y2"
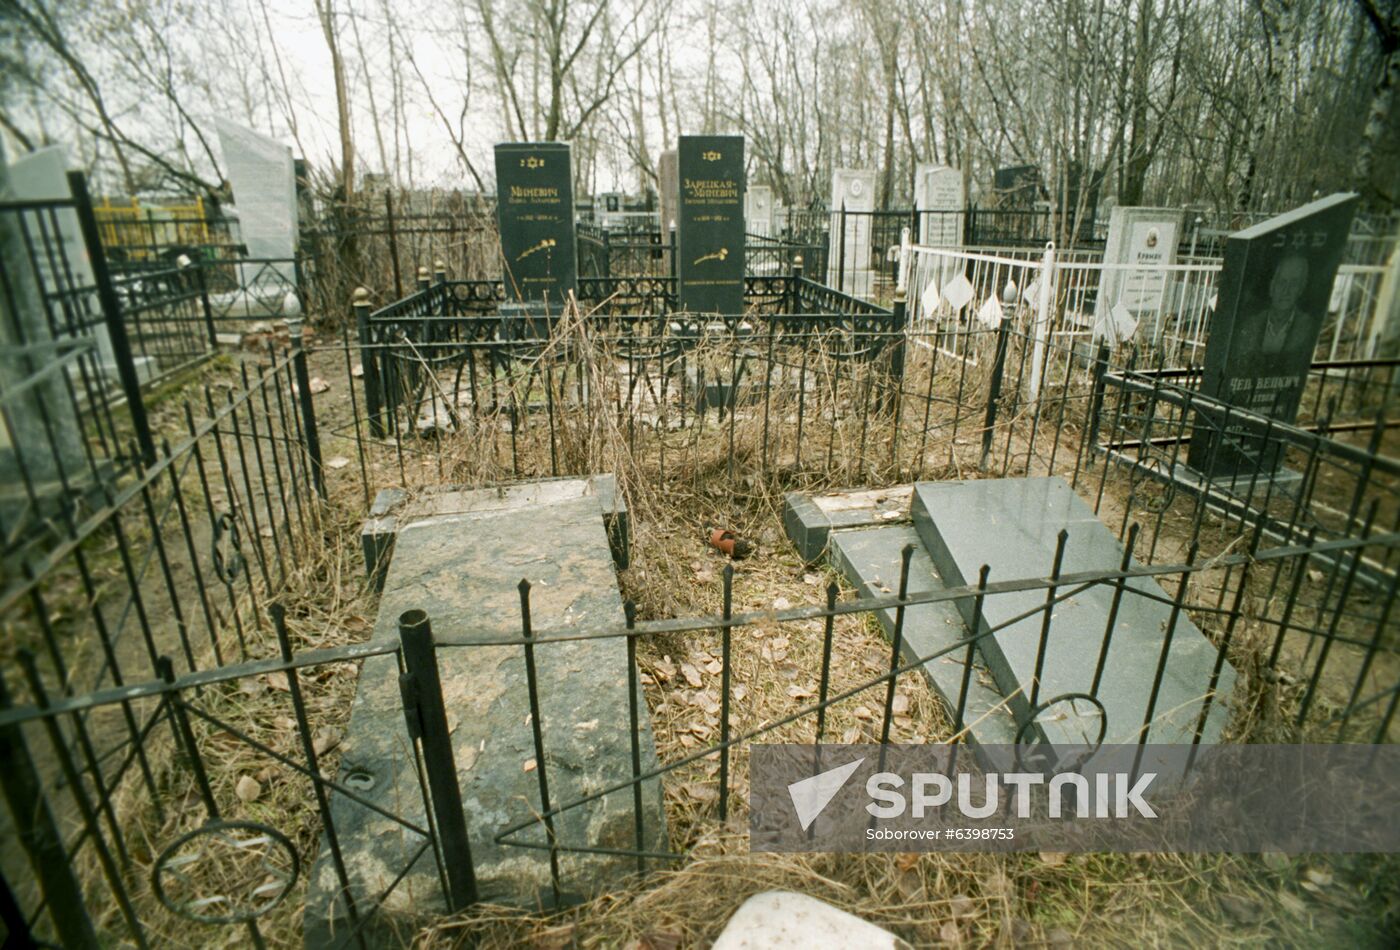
[
  {"x1": 416, "y1": 265, "x2": 431, "y2": 294},
  {"x1": 293, "y1": 250, "x2": 310, "y2": 316},
  {"x1": 668, "y1": 224, "x2": 678, "y2": 308},
  {"x1": 788, "y1": 254, "x2": 804, "y2": 312},
  {"x1": 980, "y1": 308, "x2": 1013, "y2": 471},
  {"x1": 286, "y1": 316, "x2": 325, "y2": 498},
  {"x1": 896, "y1": 226, "x2": 912, "y2": 296},
  {"x1": 1028, "y1": 241, "x2": 1056, "y2": 400},
  {"x1": 884, "y1": 289, "x2": 907, "y2": 417},
  {"x1": 1086, "y1": 342, "x2": 1112, "y2": 467},
  {"x1": 354, "y1": 288, "x2": 384, "y2": 438},
  {"x1": 602, "y1": 229, "x2": 613, "y2": 284},
  {"x1": 398, "y1": 610, "x2": 478, "y2": 911},
  {"x1": 193, "y1": 262, "x2": 218, "y2": 348},
  {"x1": 386, "y1": 190, "x2": 404, "y2": 300},
  {"x1": 68, "y1": 170, "x2": 156, "y2": 467},
  {"x1": 0, "y1": 675, "x2": 98, "y2": 948},
  {"x1": 434, "y1": 258, "x2": 447, "y2": 286},
  {"x1": 837, "y1": 201, "x2": 847, "y2": 293}
]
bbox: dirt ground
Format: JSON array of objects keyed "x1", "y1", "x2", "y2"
[{"x1": 45, "y1": 333, "x2": 1397, "y2": 948}]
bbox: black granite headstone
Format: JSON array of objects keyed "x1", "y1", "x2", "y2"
[
  {"x1": 994, "y1": 164, "x2": 1040, "y2": 207},
  {"x1": 1187, "y1": 192, "x2": 1359, "y2": 478},
  {"x1": 677, "y1": 135, "x2": 744, "y2": 315},
  {"x1": 494, "y1": 142, "x2": 578, "y2": 308}
]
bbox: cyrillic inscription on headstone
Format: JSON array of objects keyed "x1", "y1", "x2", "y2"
[
  {"x1": 1187, "y1": 193, "x2": 1358, "y2": 477},
  {"x1": 495, "y1": 142, "x2": 578, "y2": 308},
  {"x1": 677, "y1": 135, "x2": 744, "y2": 314}
]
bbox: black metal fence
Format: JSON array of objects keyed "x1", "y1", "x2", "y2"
[
  {"x1": 0, "y1": 329, "x2": 332, "y2": 946},
  {"x1": 0, "y1": 254, "x2": 1396, "y2": 945}
]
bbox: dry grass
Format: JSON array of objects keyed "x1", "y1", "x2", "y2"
[
  {"x1": 68, "y1": 474, "x2": 377, "y2": 948},
  {"x1": 53, "y1": 302, "x2": 1399, "y2": 947}
]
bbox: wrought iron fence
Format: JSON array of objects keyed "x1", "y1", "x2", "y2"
[{"x1": 0, "y1": 255, "x2": 1396, "y2": 945}]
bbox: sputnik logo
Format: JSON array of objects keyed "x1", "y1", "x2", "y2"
[{"x1": 786, "y1": 757, "x2": 864, "y2": 830}]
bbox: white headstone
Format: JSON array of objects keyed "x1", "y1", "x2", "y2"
[
  {"x1": 215, "y1": 120, "x2": 298, "y2": 286},
  {"x1": 658, "y1": 149, "x2": 679, "y2": 234},
  {"x1": 746, "y1": 185, "x2": 775, "y2": 237},
  {"x1": 829, "y1": 167, "x2": 877, "y2": 296},
  {"x1": 5, "y1": 146, "x2": 156, "y2": 382},
  {"x1": 1093, "y1": 206, "x2": 1183, "y2": 344},
  {"x1": 913, "y1": 164, "x2": 964, "y2": 247},
  {"x1": 0, "y1": 141, "x2": 91, "y2": 483}
]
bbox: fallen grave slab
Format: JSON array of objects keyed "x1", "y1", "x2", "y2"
[
  {"x1": 362, "y1": 475, "x2": 628, "y2": 591},
  {"x1": 829, "y1": 526, "x2": 1018, "y2": 744},
  {"x1": 784, "y1": 488, "x2": 1016, "y2": 747},
  {"x1": 306, "y1": 485, "x2": 664, "y2": 947},
  {"x1": 912, "y1": 477, "x2": 1235, "y2": 746}
]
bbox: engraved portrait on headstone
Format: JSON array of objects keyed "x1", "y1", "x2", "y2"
[{"x1": 1187, "y1": 193, "x2": 1359, "y2": 478}]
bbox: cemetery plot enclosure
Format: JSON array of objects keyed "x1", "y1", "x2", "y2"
[{"x1": 0, "y1": 222, "x2": 1397, "y2": 946}]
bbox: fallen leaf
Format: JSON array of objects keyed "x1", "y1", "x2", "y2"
[
  {"x1": 351, "y1": 363, "x2": 364, "y2": 378},
  {"x1": 939, "y1": 920, "x2": 962, "y2": 946},
  {"x1": 854, "y1": 706, "x2": 874, "y2": 721},
  {"x1": 689, "y1": 691, "x2": 721, "y2": 715},
  {"x1": 681, "y1": 783, "x2": 719, "y2": 803},
  {"x1": 326, "y1": 455, "x2": 351, "y2": 470},
  {"x1": 523, "y1": 759, "x2": 537, "y2": 772},
  {"x1": 895, "y1": 866, "x2": 923, "y2": 901},
  {"x1": 732, "y1": 684, "x2": 748, "y2": 701},
  {"x1": 948, "y1": 894, "x2": 977, "y2": 918},
  {"x1": 803, "y1": 573, "x2": 822, "y2": 586},
  {"x1": 312, "y1": 728, "x2": 340, "y2": 756},
  {"x1": 687, "y1": 722, "x2": 714, "y2": 740},
  {"x1": 235, "y1": 775, "x2": 261, "y2": 803},
  {"x1": 772, "y1": 596, "x2": 791, "y2": 610},
  {"x1": 892, "y1": 692, "x2": 910, "y2": 715},
  {"x1": 680, "y1": 662, "x2": 704, "y2": 688},
  {"x1": 308, "y1": 376, "x2": 330, "y2": 394},
  {"x1": 1039, "y1": 851, "x2": 1067, "y2": 867},
  {"x1": 1303, "y1": 867, "x2": 1333, "y2": 888},
  {"x1": 786, "y1": 684, "x2": 813, "y2": 699}
]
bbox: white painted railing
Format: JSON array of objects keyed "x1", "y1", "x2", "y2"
[{"x1": 902, "y1": 241, "x2": 1399, "y2": 399}]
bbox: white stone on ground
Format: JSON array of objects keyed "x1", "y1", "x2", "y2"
[{"x1": 711, "y1": 891, "x2": 910, "y2": 949}]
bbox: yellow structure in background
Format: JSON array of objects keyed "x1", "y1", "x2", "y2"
[{"x1": 93, "y1": 195, "x2": 212, "y2": 260}]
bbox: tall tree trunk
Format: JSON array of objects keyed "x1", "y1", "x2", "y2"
[
  {"x1": 1121, "y1": 0, "x2": 1153, "y2": 204},
  {"x1": 1353, "y1": 0, "x2": 1399, "y2": 206},
  {"x1": 315, "y1": 0, "x2": 355, "y2": 202}
]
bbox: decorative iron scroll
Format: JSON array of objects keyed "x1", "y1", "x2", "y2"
[{"x1": 153, "y1": 819, "x2": 298, "y2": 924}]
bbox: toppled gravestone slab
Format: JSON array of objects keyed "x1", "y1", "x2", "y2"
[
  {"x1": 783, "y1": 486, "x2": 1015, "y2": 749},
  {"x1": 912, "y1": 477, "x2": 1235, "y2": 746},
  {"x1": 362, "y1": 475, "x2": 628, "y2": 591},
  {"x1": 307, "y1": 491, "x2": 665, "y2": 947},
  {"x1": 783, "y1": 487, "x2": 912, "y2": 563},
  {"x1": 827, "y1": 525, "x2": 1017, "y2": 746}
]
